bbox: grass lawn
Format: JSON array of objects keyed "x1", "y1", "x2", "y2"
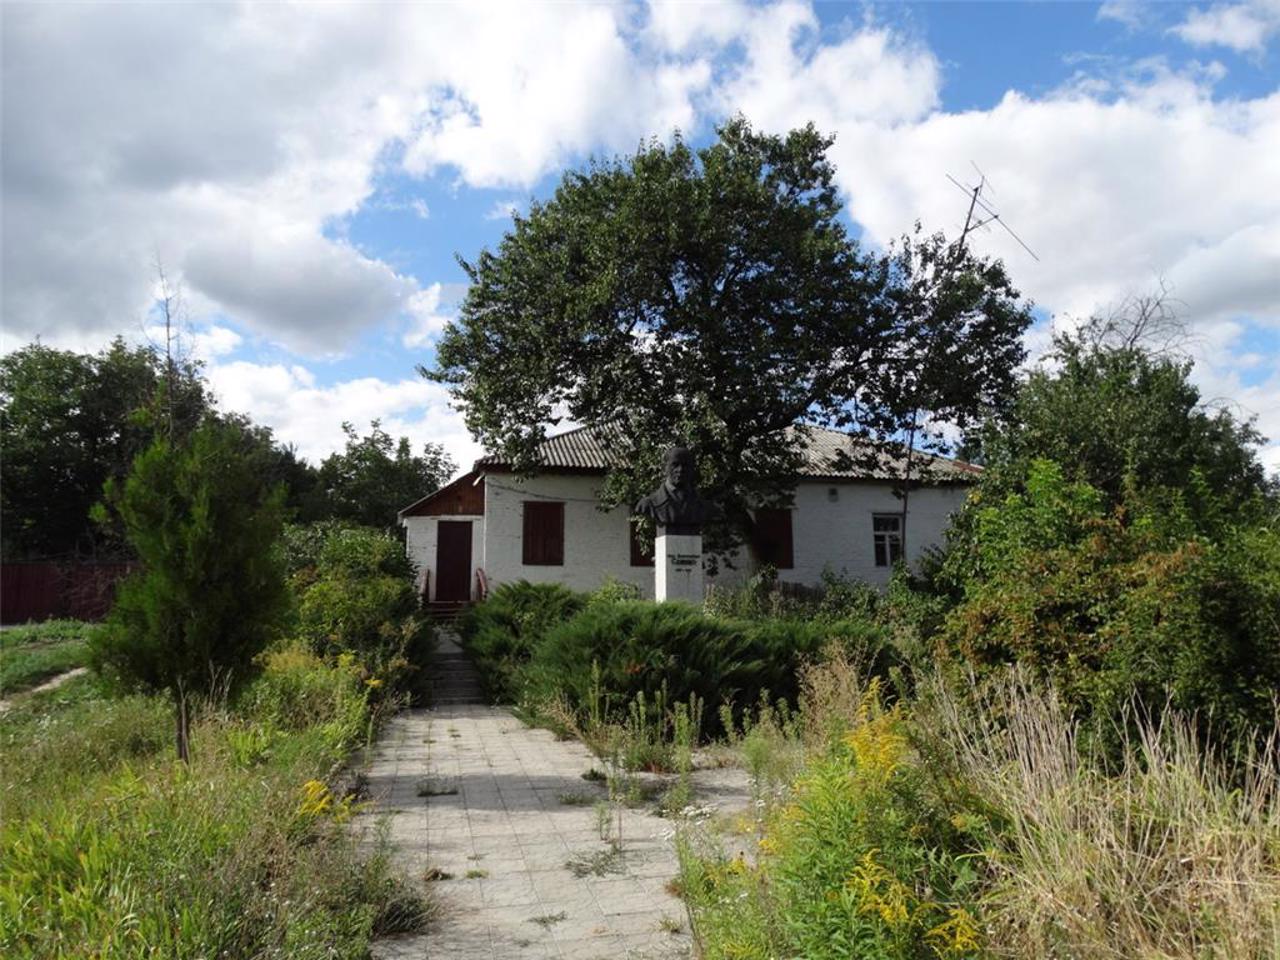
[
  {"x1": 0, "y1": 619, "x2": 93, "y2": 695},
  {"x1": 0, "y1": 648, "x2": 428, "y2": 958}
]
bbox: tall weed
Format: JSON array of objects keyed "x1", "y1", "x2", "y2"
[{"x1": 916, "y1": 669, "x2": 1280, "y2": 959}]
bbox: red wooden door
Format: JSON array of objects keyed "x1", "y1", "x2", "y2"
[{"x1": 435, "y1": 521, "x2": 473, "y2": 601}]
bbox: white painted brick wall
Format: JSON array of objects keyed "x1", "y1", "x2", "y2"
[
  {"x1": 781, "y1": 482, "x2": 970, "y2": 587},
  {"x1": 483, "y1": 473, "x2": 656, "y2": 597},
  {"x1": 403, "y1": 513, "x2": 484, "y2": 601},
  {"x1": 402, "y1": 474, "x2": 972, "y2": 599}
]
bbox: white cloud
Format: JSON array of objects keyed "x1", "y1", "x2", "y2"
[
  {"x1": 181, "y1": 227, "x2": 414, "y2": 354},
  {"x1": 3, "y1": 3, "x2": 423, "y2": 355},
  {"x1": 197, "y1": 326, "x2": 244, "y2": 360},
  {"x1": 709, "y1": 3, "x2": 940, "y2": 130},
  {"x1": 3, "y1": 2, "x2": 713, "y2": 354},
  {"x1": 677, "y1": 8, "x2": 1278, "y2": 330},
  {"x1": 483, "y1": 200, "x2": 522, "y2": 221},
  {"x1": 204, "y1": 359, "x2": 482, "y2": 474},
  {"x1": 4, "y1": 1, "x2": 1277, "y2": 472},
  {"x1": 1098, "y1": 2, "x2": 1148, "y2": 29},
  {"x1": 403, "y1": 283, "x2": 454, "y2": 348},
  {"x1": 400, "y1": 5, "x2": 711, "y2": 188},
  {"x1": 1170, "y1": 0, "x2": 1280, "y2": 53},
  {"x1": 690, "y1": 12, "x2": 1279, "y2": 468},
  {"x1": 646, "y1": 0, "x2": 751, "y2": 53}
]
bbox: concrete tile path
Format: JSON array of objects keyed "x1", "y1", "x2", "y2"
[{"x1": 364, "y1": 632, "x2": 694, "y2": 960}]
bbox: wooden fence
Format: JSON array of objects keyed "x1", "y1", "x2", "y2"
[{"x1": 0, "y1": 562, "x2": 136, "y2": 624}]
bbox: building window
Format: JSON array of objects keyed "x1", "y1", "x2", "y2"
[
  {"x1": 752, "y1": 508, "x2": 794, "y2": 569},
  {"x1": 629, "y1": 520, "x2": 654, "y2": 567},
  {"x1": 873, "y1": 514, "x2": 902, "y2": 567},
  {"x1": 522, "y1": 501, "x2": 564, "y2": 565}
]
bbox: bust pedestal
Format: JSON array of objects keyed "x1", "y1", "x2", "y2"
[{"x1": 655, "y1": 527, "x2": 703, "y2": 604}]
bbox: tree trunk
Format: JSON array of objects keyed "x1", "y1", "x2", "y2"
[{"x1": 174, "y1": 690, "x2": 190, "y2": 763}]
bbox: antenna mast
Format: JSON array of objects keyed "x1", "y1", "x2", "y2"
[
  {"x1": 945, "y1": 163, "x2": 1039, "y2": 262},
  {"x1": 897, "y1": 165, "x2": 1040, "y2": 561}
]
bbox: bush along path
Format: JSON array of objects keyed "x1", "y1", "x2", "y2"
[{"x1": 363, "y1": 630, "x2": 700, "y2": 960}]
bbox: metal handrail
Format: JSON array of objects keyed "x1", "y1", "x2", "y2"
[{"x1": 475, "y1": 567, "x2": 489, "y2": 601}]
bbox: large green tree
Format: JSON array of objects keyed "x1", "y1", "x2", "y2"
[
  {"x1": 0, "y1": 338, "x2": 209, "y2": 559},
  {"x1": 965, "y1": 316, "x2": 1272, "y2": 531},
  {"x1": 90, "y1": 420, "x2": 290, "y2": 761},
  {"x1": 0, "y1": 339, "x2": 329, "y2": 557},
  {"x1": 313, "y1": 421, "x2": 455, "y2": 531},
  {"x1": 426, "y1": 118, "x2": 1032, "y2": 554}
]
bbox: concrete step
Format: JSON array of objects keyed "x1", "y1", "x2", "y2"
[{"x1": 427, "y1": 637, "x2": 487, "y2": 705}]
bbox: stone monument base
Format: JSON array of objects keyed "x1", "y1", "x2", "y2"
[{"x1": 656, "y1": 531, "x2": 703, "y2": 604}]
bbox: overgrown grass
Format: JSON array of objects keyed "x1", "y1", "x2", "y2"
[
  {"x1": 0, "y1": 619, "x2": 94, "y2": 694},
  {"x1": 916, "y1": 671, "x2": 1280, "y2": 959},
  {"x1": 0, "y1": 647, "x2": 428, "y2": 958},
  {"x1": 676, "y1": 653, "x2": 1280, "y2": 960}
]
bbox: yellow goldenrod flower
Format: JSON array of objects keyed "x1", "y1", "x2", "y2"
[
  {"x1": 297, "y1": 779, "x2": 332, "y2": 817},
  {"x1": 925, "y1": 906, "x2": 982, "y2": 957}
]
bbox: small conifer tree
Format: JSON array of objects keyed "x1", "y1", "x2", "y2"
[{"x1": 91, "y1": 420, "x2": 289, "y2": 761}]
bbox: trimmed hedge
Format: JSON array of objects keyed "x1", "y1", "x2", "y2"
[
  {"x1": 456, "y1": 580, "x2": 585, "y2": 701},
  {"x1": 522, "y1": 600, "x2": 891, "y2": 736}
]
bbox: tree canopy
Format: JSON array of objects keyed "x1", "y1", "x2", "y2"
[
  {"x1": 0, "y1": 338, "x2": 208, "y2": 559},
  {"x1": 0, "y1": 336, "x2": 455, "y2": 555},
  {"x1": 426, "y1": 118, "x2": 1033, "y2": 554},
  {"x1": 967, "y1": 315, "x2": 1272, "y2": 530},
  {"x1": 90, "y1": 420, "x2": 290, "y2": 760},
  {"x1": 312, "y1": 421, "x2": 456, "y2": 531}
]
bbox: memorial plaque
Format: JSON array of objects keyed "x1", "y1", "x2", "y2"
[{"x1": 656, "y1": 531, "x2": 703, "y2": 604}]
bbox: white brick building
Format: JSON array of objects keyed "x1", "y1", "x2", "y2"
[{"x1": 399, "y1": 425, "x2": 977, "y2": 604}]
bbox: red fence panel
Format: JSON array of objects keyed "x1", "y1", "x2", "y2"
[{"x1": 0, "y1": 562, "x2": 136, "y2": 624}]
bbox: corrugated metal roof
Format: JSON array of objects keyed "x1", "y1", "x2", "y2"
[{"x1": 476, "y1": 424, "x2": 979, "y2": 482}]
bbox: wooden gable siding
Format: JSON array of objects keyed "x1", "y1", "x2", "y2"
[{"x1": 401, "y1": 472, "x2": 485, "y2": 517}]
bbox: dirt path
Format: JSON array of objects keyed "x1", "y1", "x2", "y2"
[{"x1": 0, "y1": 666, "x2": 89, "y2": 715}]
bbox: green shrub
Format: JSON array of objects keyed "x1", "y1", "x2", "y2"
[
  {"x1": 522, "y1": 601, "x2": 888, "y2": 735},
  {"x1": 587, "y1": 575, "x2": 643, "y2": 606},
  {"x1": 297, "y1": 576, "x2": 417, "y2": 655},
  {"x1": 315, "y1": 525, "x2": 413, "y2": 580},
  {"x1": 242, "y1": 646, "x2": 367, "y2": 734},
  {"x1": 940, "y1": 460, "x2": 1280, "y2": 750},
  {"x1": 290, "y1": 524, "x2": 433, "y2": 704},
  {"x1": 705, "y1": 566, "x2": 884, "y2": 623},
  {"x1": 282, "y1": 519, "x2": 356, "y2": 576},
  {"x1": 458, "y1": 581, "x2": 586, "y2": 701}
]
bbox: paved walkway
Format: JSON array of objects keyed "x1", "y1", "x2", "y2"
[{"x1": 365, "y1": 633, "x2": 694, "y2": 960}]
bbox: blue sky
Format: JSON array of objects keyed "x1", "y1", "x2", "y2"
[{"x1": 3, "y1": 1, "x2": 1278, "y2": 473}]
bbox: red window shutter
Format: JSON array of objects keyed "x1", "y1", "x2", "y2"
[
  {"x1": 752, "y1": 508, "x2": 794, "y2": 569},
  {"x1": 523, "y1": 502, "x2": 564, "y2": 566},
  {"x1": 630, "y1": 521, "x2": 654, "y2": 567}
]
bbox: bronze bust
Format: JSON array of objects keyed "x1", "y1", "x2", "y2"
[{"x1": 635, "y1": 446, "x2": 709, "y2": 532}]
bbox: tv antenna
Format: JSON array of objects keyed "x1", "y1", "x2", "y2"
[{"x1": 945, "y1": 163, "x2": 1039, "y2": 262}]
